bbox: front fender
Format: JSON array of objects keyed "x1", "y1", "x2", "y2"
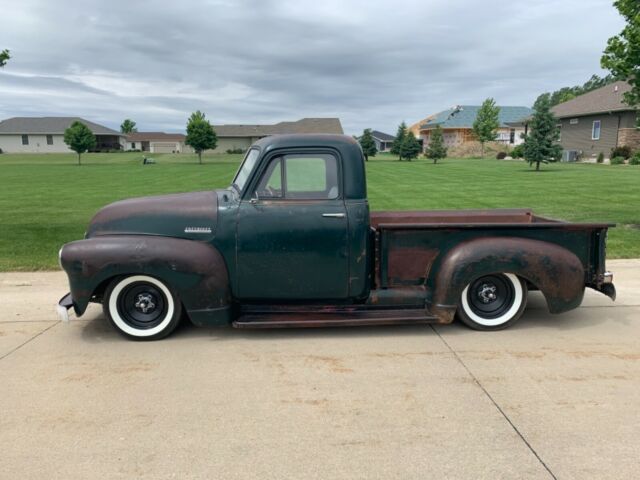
[
  {"x1": 428, "y1": 237, "x2": 585, "y2": 323},
  {"x1": 59, "y1": 235, "x2": 232, "y2": 325}
]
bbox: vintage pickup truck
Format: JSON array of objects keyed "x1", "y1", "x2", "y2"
[{"x1": 58, "y1": 134, "x2": 615, "y2": 340}]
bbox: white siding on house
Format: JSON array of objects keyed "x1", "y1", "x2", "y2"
[{"x1": 0, "y1": 134, "x2": 72, "y2": 153}]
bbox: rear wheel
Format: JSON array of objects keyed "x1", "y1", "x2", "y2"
[
  {"x1": 457, "y1": 273, "x2": 527, "y2": 331},
  {"x1": 103, "y1": 275, "x2": 182, "y2": 340}
]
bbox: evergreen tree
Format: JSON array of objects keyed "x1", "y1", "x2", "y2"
[
  {"x1": 0, "y1": 49, "x2": 10, "y2": 67},
  {"x1": 401, "y1": 132, "x2": 421, "y2": 161},
  {"x1": 358, "y1": 129, "x2": 377, "y2": 161},
  {"x1": 472, "y1": 98, "x2": 500, "y2": 157},
  {"x1": 424, "y1": 126, "x2": 447, "y2": 164},
  {"x1": 523, "y1": 95, "x2": 562, "y2": 171},
  {"x1": 390, "y1": 122, "x2": 407, "y2": 161},
  {"x1": 601, "y1": 0, "x2": 640, "y2": 117},
  {"x1": 63, "y1": 121, "x2": 96, "y2": 166},
  {"x1": 186, "y1": 111, "x2": 217, "y2": 164}
]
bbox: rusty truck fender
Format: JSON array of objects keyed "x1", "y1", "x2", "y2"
[
  {"x1": 427, "y1": 237, "x2": 585, "y2": 323},
  {"x1": 59, "y1": 235, "x2": 232, "y2": 326}
]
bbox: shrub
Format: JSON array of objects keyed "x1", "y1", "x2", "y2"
[
  {"x1": 597, "y1": 152, "x2": 605, "y2": 163},
  {"x1": 629, "y1": 153, "x2": 640, "y2": 165},
  {"x1": 496, "y1": 151, "x2": 507, "y2": 159},
  {"x1": 611, "y1": 145, "x2": 632, "y2": 159},
  {"x1": 226, "y1": 147, "x2": 245, "y2": 154},
  {"x1": 510, "y1": 144, "x2": 524, "y2": 158},
  {"x1": 0, "y1": 147, "x2": 3, "y2": 154},
  {"x1": 610, "y1": 156, "x2": 625, "y2": 165}
]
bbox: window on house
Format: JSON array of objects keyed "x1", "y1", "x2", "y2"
[
  {"x1": 131, "y1": 142, "x2": 136, "y2": 149},
  {"x1": 592, "y1": 120, "x2": 601, "y2": 140},
  {"x1": 509, "y1": 129, "x2": 516, "y2": 144},
  {"x1": 46, "y1": 135, "x2": 53, "y2": 145},
  {"x1": 570, "y1": 118, "x2": 579, "y2": 125},
  {"x1": 557, "y1": 124, "x2": 562, "y2": 142},
  {"x1": 21, "y1": 135, "x2": 29, "y2": 145}
]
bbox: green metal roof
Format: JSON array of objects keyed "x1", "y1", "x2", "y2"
[{"x1": 420, "y1": 106, "x2": 532, "y2": 130}]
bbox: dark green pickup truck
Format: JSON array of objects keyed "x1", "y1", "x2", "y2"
[{"x1": 58, "y1": 134, "x2": 615, "y2": 340}]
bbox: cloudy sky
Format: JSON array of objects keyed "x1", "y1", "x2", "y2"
[{"x1": 0, "y1": 0, "x2": 625, "y2": 135}]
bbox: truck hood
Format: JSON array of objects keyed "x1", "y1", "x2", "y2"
[{"x1": 86, "y1": 191, "x2": 219, "y2": 241}]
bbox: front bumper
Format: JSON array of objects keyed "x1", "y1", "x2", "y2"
[
  {"x1": 596, "y1": 271, "x2": 616, "y2": 301},
  {"x1": 57, "y1": 292, "x2": 74, "y2": 322}
]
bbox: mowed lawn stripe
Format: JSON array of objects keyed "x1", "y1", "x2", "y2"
[{"x1": 0, "y1": 152, "x2": 638, "y2": 270}]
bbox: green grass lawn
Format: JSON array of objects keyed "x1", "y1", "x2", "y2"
[{"x1": 0, "y1": 151, "x2": 638, "y2": 270}]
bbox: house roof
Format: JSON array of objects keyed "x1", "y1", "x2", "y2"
[
  {"x1": 371, "y1": 130, "x2": 394, "y2": 141},
  {"x1": 419, "y1": 106, "x2": 532, "y2": 130},
  {"x1": 127, "y1": 132, "x2": 185, "y2": 142},
  {"x1": 551, "y1": 81, "x2": 634, "y2": 118},
  {"x1": 212, "y1": 118, "x2": 343, "y2": 137},
  {"x1": 0, "y1": 117, "x2": 122, "y2": 135}
]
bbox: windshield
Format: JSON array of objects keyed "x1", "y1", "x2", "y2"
[{"x1": 232, "y1": 148, "x2": 260, "y2": 192}]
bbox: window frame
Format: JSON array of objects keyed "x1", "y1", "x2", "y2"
[
  {"x1": 46, "y1": 134, "x2": 54, "y2": 145},
  {"x1": 592, "y1": 120, "x2": 601, "y2": 141},
  {"x1": 21, "y1": 134, "x2": 29, "y2": 145},
  {"x1": 246, "y1": 149, "x2": 342, "y2": 202}
]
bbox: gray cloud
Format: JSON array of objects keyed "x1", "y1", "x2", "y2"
[{"x1": 0, "y1": 0, "x2": 624, "y2": 134}]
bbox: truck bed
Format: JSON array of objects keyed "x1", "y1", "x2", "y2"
[{"x1": 369, "y1": 209, "x2": 613, "y2": 290}]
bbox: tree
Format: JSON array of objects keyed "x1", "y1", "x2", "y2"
[
  {"x1": 522, "y1": 94, "x2": 562, "y2": 171},
  {"x1": 472, "y1": 98, "x2": 500, "y2": 157},
  {"x1": 424, "y1": 126, "x2": 447, "y2": 164},
  {"x1": 120, "y1": 119, "x2": 137, "y2": 134},
  {"x1": 400, "y1": 132, "x2": 421, "y2": 161},
  {"x1": 358, "y1": 129, "x2": 377, "y2": 161},
  {"x1": 0, "y1": 49, "x2": 9, "y2": 67},
  {"x1": 601, "y1": 0, "x2": 640, "y2": 118},
  {"x1": 534, "y1": 74, "x2": 619, "y2": 108},
  {"x1": 185, "y1": 111, "x2": 217, "y2": 164},
  {"x1": 390, "y1": 122, "x2": 407, "y2": 160},
  {"x1": 63, "y1": 121, "x2": 96, "y2": 165}
]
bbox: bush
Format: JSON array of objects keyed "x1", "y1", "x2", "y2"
[
  {"x1": 510, "y1": 144, "x2": 524, "y2": 158},
  {"x1": 597, "y1": 152, "x2": 605, "y2": 163},
  {"x1": 629, "y1": 153, "x2": 640, "y2": 165},
  {"x1": 0, "y1": 147, "x2": 3, "y2": 154},
  {"x1": 611, "y1": 156, "x2": 625, "y2": 165},
  {"x1": 226, "y1": 148, "x2": 245, "y2": 154},
  {"x1": 611, "y1": 145, "x2": 632, "y2": 159},
  {"x1": 496, "y1": 151, "x2": 507, "y2": 159}
]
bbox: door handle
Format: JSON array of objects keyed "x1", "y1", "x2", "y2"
[{"x1": 322, "y1": 213, "x2": 345, "y2": 218}]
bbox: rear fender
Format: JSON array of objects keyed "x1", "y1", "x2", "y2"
[
  {"x1": 428, "y1": 237, "x2": 585, "y2": 323},
  {"x1": 59, "y1": 235, "x2": 232, "y2": 325}
]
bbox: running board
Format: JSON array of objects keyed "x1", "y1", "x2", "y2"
[{"x1": 233, "y1": 308, "x2": 435, "y2": 329}]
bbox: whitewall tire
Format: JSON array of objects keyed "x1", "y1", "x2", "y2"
[
  {"x1": 103, "y1": 275, "x2": 182, "y2": 340},
  {"x1": 457, "y1": 273, "x2": 527, "y2": 331}
]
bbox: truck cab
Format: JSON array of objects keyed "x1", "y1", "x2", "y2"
[{"x1": 59, "y1": 134, "x2": 615, "y2": 340}]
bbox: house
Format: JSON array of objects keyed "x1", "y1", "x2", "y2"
[
  {"x1": 210, "y1": 117, "x2": 343, "y2": 153},
  {"x1": 0, "y1": 117, "x2": 125, "y2": 153},
  {"x1": 370, "y1": 130, "x2": 394, "y2": 152},
  {"x1": 125, "y1": 132, "x2": 188, "y2": 153},
  {"x1": 416, "y1": 106, "x2": 532, "y2": 149},
  {"x1": 551, "y1": 81, "x2": 639, "y2": 159}
]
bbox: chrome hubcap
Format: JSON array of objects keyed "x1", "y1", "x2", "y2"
[
  {"x1": 134, "y1": 293, "x2": 156, "y2": 314},
  {"x1": 477, "y1": 283, "x2": 497, "y2": 304}
]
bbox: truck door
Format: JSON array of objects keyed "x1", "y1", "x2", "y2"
[{"x1": 236, "y1": 151, "x2": 349, "y2": 300}]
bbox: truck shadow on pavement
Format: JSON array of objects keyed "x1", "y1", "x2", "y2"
[{"x1": 78, "y1": 291, "x2": 608, "y2": 343}]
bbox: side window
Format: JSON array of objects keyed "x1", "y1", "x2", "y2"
[
  {"x1": 22, "y1": 135, "x2": 29, "y2": 145},
  {"x1": 592, "y1": 120, "x2": 601, "y2": 140},
  {"x1": 285, "y1": 154, "x2": 339, "y2": 200},
  {"x1": 255, "y1": 158, "x2": 283, "y2": 198}
]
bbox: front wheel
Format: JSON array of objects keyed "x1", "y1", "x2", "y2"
[
  {"x1": 457, "y1": 273, "x2": 527, "y2": 331},
  {"x1": 103, "y1": 275, "x2": 182, "y2": 340}
]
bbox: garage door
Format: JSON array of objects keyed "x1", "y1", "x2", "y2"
[{"x1": 151, "y1": 142, "x2": 177, "y2": 153}]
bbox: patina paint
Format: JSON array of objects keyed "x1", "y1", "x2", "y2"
[{"x1": 58, "y1": 134, "x2": 615, "y2": 329}]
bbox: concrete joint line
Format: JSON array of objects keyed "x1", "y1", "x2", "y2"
[
  {"x1": 0, "y1": 322, "x2": 58, "y2": 362},
  {"x1": 430, "y1": 325, "x2": 558, "y2": 480}
]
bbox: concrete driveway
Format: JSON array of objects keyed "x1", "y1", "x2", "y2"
[{"x1": 0, "y1": 259, "x2": 638, "y2": 479}]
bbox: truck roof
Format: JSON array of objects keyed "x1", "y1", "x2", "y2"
[{"x1": 253, "y1": 133, "x2": 359, "y2": 150}]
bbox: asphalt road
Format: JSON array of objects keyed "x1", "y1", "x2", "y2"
[{"x1": 1, "y1": 260, "x2": 638, "y2": 479}]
